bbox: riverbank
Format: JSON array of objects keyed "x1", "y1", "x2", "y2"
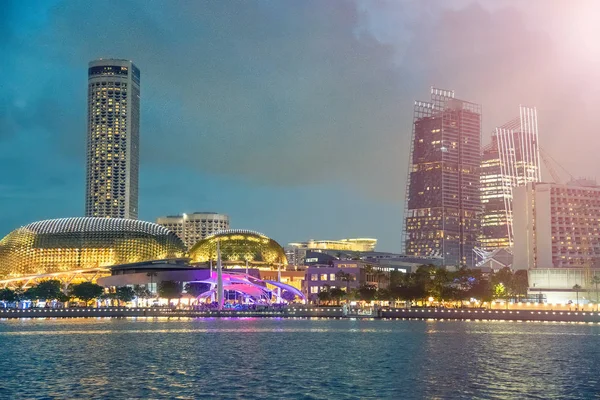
[{"x1": 3, "y1": 306, "x2": 600, "y2": 323}]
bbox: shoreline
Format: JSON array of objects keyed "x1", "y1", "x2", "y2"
[{"x1": 2, "y1": 307, "x2": 600, "y2": 323}]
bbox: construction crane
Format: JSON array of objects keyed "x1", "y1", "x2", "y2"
[{"x1": 539, "y1": 147, "x2": 574, "y2": 184}]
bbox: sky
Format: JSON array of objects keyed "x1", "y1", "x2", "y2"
[{"x1": 2, "y1": 0, "x2": 600, "y2": 252}]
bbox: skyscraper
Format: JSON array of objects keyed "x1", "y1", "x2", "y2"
[
  {"x1": 85, "y1": 59, "x2": 140, "y2": 219},
  {"x1": 403, "y1": 88, "x2": 482, "y2": 267},
  {"x1": 479, "y1": 106, "x2": 541, "y2": 253}
]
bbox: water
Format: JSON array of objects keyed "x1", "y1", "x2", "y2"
[{"x1": 0, "y1": 318, "x2": 598, "y2": 399}]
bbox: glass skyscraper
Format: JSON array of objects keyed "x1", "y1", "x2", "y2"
[
  {"x1": 403, "y1": 88, "x2": 482, "y2": 267},
  {"x1": 85, "y1": 59, "x2": 140, "y2": 219}
]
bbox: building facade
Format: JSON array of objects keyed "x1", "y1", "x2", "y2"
[
  {"x1": 85, "y1": 59, "x2": 140, "y2": 219},
  {"x1": 513, "y1": 180, "x2": 600, "y2": 270},
  {"x1": 156, "y1": 212, "x2": 229, "y2": 249},
  {"x1": 479, "y1": 106, "x2": 541, "y2": 253},
  {"x1": 288, "y1": 238, "x2": 377, "y2": 252},
  {"x1": 403, "y1": 87, "x2": 482, "y2": 267},
  {"x1": 0, "y1": 217, "x2": 186, "y2": 285}
]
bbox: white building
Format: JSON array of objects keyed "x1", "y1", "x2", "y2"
[
  {"x1": 513, "y1": 180, "x2": 600, "y2": 302},
  {"x1": 156, "y1": 212, "x2": 229, "y2": 249},
  {"x1": 85, "y1": 59, "x2": 140, "y2": 219}
]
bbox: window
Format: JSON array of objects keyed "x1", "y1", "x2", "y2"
[
  {"x1": 330, "y1": 273, "x2": 336, "y2": 281},
  {"x1": 310, "y1": 287, "x2": 319, "y2": 294},
  {"x1": 320, "y1": 274, "x2": 328, "y2": 281},
  {"x1": 311, "y1": 274, "x2": 318, "y2": 281}
]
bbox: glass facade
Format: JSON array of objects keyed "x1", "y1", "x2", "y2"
[
  {"x1": 189, "y1": 229, "x2": 287, "y2": 267},
  {"x1": 404, "y1": 88, "x2": 482, "y2": 267},
  {"x1": 0, "y1": 218, "x2": 186, "y2": 279}
]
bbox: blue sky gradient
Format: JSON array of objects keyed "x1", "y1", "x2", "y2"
[{"x1": 3, "y1": 0, "x2": 600, "y2": 251}]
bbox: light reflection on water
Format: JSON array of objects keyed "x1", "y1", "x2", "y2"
[{"x1": 0, "y1": 318, "x2": 599, "y2": 399}]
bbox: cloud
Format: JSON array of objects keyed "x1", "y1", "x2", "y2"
[{"x1": 1, "y1": 0, "x2": 411, "y2": 200}]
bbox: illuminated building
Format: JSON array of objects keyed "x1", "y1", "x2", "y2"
[
  {"x1": 403, "y1": 87, "x2": 482, "y2": 267},
  {"x1": 288, "y1": 238, "x2": 377, "y2": 252},
  {"x1": 513, "y1": 180, "x2": 600, "y2": 270},
  {"x1": 85, "y1": 59, "x2": 140, "y2": 219},
  {"x1": 0, "y1": 217, "x2": 187, "y2": 286},
  {"x1": 479, "y1": 106, "x2": 541, "y2": 253},
  {"x1": 156, "y1": 212, "x2": 229, "y2": 249},
  {"x1": 189, "y1": 229, "x2": 287, "y2": 269},
  {"x1": 98, "y1": 266, "x2": 305, "y2": 305}
]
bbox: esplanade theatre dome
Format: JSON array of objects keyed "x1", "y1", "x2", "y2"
[
  {"x1": 0, "y1": 217, "x2": 187, "y2": 280},
  {"x1": 189, "y1": 229, "x2": 287, "y2": 266}
]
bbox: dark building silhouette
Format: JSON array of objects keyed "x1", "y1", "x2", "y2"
[{"x1": 403, "y1": 88, "x2": 482, "y2": 267}]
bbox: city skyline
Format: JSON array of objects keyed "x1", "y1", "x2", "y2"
[{"x1": 3, "y1": 0, "x2": 600, "y2": 252}]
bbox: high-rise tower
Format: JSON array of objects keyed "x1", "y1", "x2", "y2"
[
  {"x1": 85, "y1": 59, "x2": 140, "y2": 219},
  {"x1": 403, "y1": 88, "x2": 482, "y2": 267},
  {"x1": 479, "y1": 106, "x2": 541, "y2": 252}
]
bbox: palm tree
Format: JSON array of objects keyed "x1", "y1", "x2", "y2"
[
  {"x1": 336, "y1": 271, "x2": 353, "y2": 293},
  {"x1": 592, "y1": 275, "x2": 600, "y2": 311},
  {"x1": 573, "y1": 284, "x2": 582, "y2": 310}
]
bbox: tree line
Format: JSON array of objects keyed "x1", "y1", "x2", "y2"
[{"x1": 318, "y1": 265, "x2": 529, "y2": 306}]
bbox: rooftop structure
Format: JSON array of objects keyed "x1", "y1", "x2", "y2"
[
  {"x1": 97, "y1": 263, "x2": 305, "y2": 305},
  {"x1": 288, "y1": 238, "x2": 377, "y2": 252},
  {"x1": 0, "y1": 217, "x2": 186, "y2": 285},
  {"x1": 403, "y1": 87, "x2": 482, "y2": 267}
]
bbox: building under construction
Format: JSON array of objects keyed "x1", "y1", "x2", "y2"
[
  {"x1": 479, "y1": 106, "x2": 541, "y2": 255},
  {"x1": 403, "y1": 88, "x2": 482, "y2": 267}
]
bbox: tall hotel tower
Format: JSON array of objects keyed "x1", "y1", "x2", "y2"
[
  {"x1": 403, "y1": 88, "x2": 482, "y2": 267},
  {"x1": 85, "y1": 59, "x2": 140, "y2": 219},
  {"x1": 479, "y1": 106, "x2": 541, "y2": 252}
]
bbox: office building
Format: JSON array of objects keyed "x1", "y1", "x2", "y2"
[
  {"x1": 403, "y1": 87, "x2": 482, "y2": 267},
  {"x1": 479, "y1": 106, "x2": 541, "y2": 252},
  {"x1": 85, "y1": 59, "x2": 140, "y2": 219},
  {"x1": 156, "y1": 212, "x2": 229, "y2": 249}
]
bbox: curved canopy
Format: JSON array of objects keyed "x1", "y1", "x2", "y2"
[{"x1": 265, "y1": 280, "x2": 306, "y2": 300}]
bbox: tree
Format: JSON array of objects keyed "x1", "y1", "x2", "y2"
[
  {"x1": 358, "y1": 284, "x2": 378, "y2": 303},
  {"x1": 336, "y1": 271, "x2": 354, "y2": 293},
  {"x1": 133, "y1": 285, "x2": 152, "y2": 306},
  {"x1": 329, "y1": 288, "x2": 345, "y2": 305},
  {"x1": 317, "y1": 285, "x2": 332, "y2": 305},
  {"x1": 158, "y1": 281, "x2": 182, "y2": 307},
  {"x1": 0, "y1": 288, "x2": 16, "y2": 304},
  {"x1": 591, "y1": 275, "x2": 600, "y2": 311},
  {"x1": 70, "y1": 282, "x2": 104, "y2": 306},
  {"x1": 573, "y1": 284, "x2": 582, "y2": 310},
  {"x1": 512, "y1": 270, "x2": 529, "y2": 300},
  {"x1": 25, "y1": 280, "x2": 64, "y2": 303},
  {"x1": 115, "y1": 286, "x2": 136, "y2": 306}
]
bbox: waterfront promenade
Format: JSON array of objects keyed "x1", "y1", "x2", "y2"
[{"x1": 3, "y1": 306, "x2": 600, "y2": 323}]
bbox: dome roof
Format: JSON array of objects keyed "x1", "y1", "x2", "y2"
[
  {"x1": 0, "y1": 217, "x2": 187, "y2": 279},
  {"x1": 189, "y1": 229, "x2": 287, "y2": 265}
]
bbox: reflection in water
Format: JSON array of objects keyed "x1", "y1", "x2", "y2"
[{"x1": 0, "y1": 319, "x2": 599, "y2": 399}]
